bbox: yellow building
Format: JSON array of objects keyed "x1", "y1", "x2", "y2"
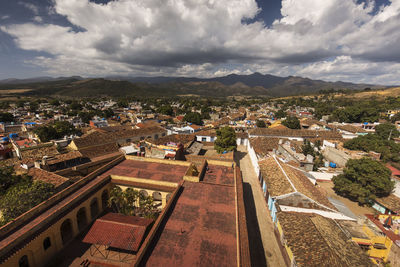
[
  {"x1": 0, "y1": 155, "x2": 250, "y2": 267},
  {"x1": 350, "y1": 217, "x2": 397, "y2": 264}
]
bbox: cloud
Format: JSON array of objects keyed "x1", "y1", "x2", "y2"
[
  {"x1": 19, "y1": 2, "x2": 39, "y2": 15},
  {"x1": 2, "y1": 0, "x2": 400, "y2": 84},
  {"x1": 1, "y1": 15, "x2": 10, "y2": 20}
]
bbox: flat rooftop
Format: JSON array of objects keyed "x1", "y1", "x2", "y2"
[
  {"x1": 143, "y1": 181, "x2": 237, "y2": 266},
  {"x1": 202, "y1": 164, "x2": 235, "y2": 186},
  {"x1": 101, "y1": 159, "x2": 189, "y2": 183}
]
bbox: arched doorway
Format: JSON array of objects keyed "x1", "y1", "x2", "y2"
[
  {"x1": 90, "y1": 198, "x2": 99, "y2": 220},
  {"x1": 60, "y1": 219, "x2": 73, "y2": 245},
  {"x1": 19, "y1": 255, "x2": 29, "y2": 267},
  {"x1": 76, "y1": 207, "x2": 87, "y2": 232},
  {"x1": 101, "y1": 190, "x2": 108, "y2": 210},
  {"x1": 152, "y1": 191, "x2": 162, "y2": 201}
]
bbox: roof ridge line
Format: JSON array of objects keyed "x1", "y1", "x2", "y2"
[{"x1": 272, "y1": 155, "x2": 297, "y2": 192}]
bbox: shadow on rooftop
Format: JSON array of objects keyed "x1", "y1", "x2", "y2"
[
  {"x1": 234, "y1": 151, "x2": 247, "y2": 167},
  {"x1": 243, "y1": 182, "x2": 268, "y2": 267}
]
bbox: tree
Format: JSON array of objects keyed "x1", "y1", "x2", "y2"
[
  {"x1": 256, "y1": 120, "x2": 266, "y2": 128},
  {"x1": 34, "y1": 121, "x2": 81, "y2": 142},
  {"x1": 102, "y1": 108, "x2": 114, "y2": 118},
  {"x1": 281, "y1": 116, "x2": 301, "y2": 129},
  {"x1": 78, "y1": 111, "x2": 95, "y2": 124},
  {"x1": 332, "y1": 158, "x2": 394, "y2": 205},
  {"x1": 34, "y1": 125, "x2": 58, "y2": 142},
  {"x1": 29, "y1": 101, "x2": 39, "y2": 113},
  {"x1": 183, "y1": 112, "x2": 203, "y2": 125},
  {"x1": 69, "y1": 102, "x2": 82, "y2": 111},
  {"x1": 274, "y1": 109, "x2": 286, "y2": 119},
  {"x1": 0, "y1": 112, "x2": 14, "y2": 123},
  {"x1": 0, "y1": 180, "x2": 55, "y2": 226},
  {"x1": 214, "y1": 126, "x2": 237, "y2": 153},
  {"x1": 157, "y1": 105, "x2": 173, "y2": 116},
  {"x1": 344, "y1": 134, "x2": 400, "y2": 162},
  {"x1": 375, "y1": 123, "x2": 399, "y2": 140},
  {"x1": 108, "y1": 186, "x2": 159, "y2": 219},
  {"x1": 49, "y1": 99, "x2": 60, "y2": 106},
  {"x1": 0, "y1": 166, "x2": 27, "y2": 195},
  {"x1": 301, "y1": 140, "x2": 315, "y2": 157}
]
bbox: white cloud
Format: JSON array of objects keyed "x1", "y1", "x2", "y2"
[
  {"x1": 1, "y1": 15, "x2": 10, "y2": 20},
  {"x1": 19, "y1": 2, "x2": 39, "y2": 15},
  {"x1": 33, "y1": 16, "x2": 43, "y2": 23},
  {"x1": 2, "y1": 0, "x2": 400, "y2": 84}
]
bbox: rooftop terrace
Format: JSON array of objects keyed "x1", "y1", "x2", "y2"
[
  {"x1": 101, "y1": 159, "x2": 189, "y2": 184},
  {"x1": 143, "y1": 181, "x2": 237, "y2": 266}
]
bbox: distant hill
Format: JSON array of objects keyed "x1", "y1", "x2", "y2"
[
  {"x1": 0, "y1": 76, "x2": 83, "y2": 85},
  {"x1": 0, "y1": 73, "x2": 388, "y2": 97}
]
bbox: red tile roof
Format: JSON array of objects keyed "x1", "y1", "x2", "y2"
[
  {"x1": 101, "y1": 159, "x2": 188, "y2": 183},
  {"x1": 386, "y1": 164, "x2": 400, "y2": 177},
  {"x1": 83, "y1": 213, "x2": 153, "y2": 251},
  {"x1": 28, "y1": 167, "x2": 69, "y2": 188},
  {"x1": 144, "y1": 181, "x2": 237, "y2": 267}
]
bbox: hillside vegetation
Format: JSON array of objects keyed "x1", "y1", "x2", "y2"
[{"x1": 0, "y1": 73, "x2": 388, "y2": 98}]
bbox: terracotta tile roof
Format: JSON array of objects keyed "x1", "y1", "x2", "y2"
[
  {"x1": 249, "y1": 128, "x2": 342, "y2": 140},
  {"x1": 249, "y1": 137, "x2": 284, "y2": 157},
  {"x1": 79, "y1": 143, "x2": 120, "y2": 158},
  {"x1": 20, "y1": 145, "x2": 60, "y2": 163},
  {"x1": 73, "y1": 131, "x2": 112, "y2": 148},
  {"x1": 15, "y1": 139, "x2": 36, "y2": 148},
  {"x1": 83, "y1": 213, "x2": 153, "y2": 252},
  {"x1": 386, "y1": 164, "x2": 400, "y2": 177},
  {"x1": 144, "y1": 181, "x2": 238, "y2": 267},
  {"x1": 196, "y1": 129, "x2": 217, "y2": 137},
  {"x1": 101, "y1": 159, "x2": 188, "y2": 183},
  {"x1": 74, "y1": 126, "x2": 166, "y2": 149},
  {"x1": 259, "y1": 157, "x2": 337, "y2": 210},
  {"x1": 280, "y1": 164, "x2": 337, "y2": 210},
  {"x1": 375, "y1": 194, "x2": 400, "y2": 213},
  {"x1": 329, "y1": 124, "x2": 367, "y2": 134},
  {"x1": 28, "y1": 167, "x2": 69, "y2": 187},
  {"x1": 211, "y1": 117, "x2": 230, "y2": 127},
  {"x1": 151, "y1": 134, "x2": 195, "y2": 146},
  {"x1": 277, "y1": 212, "x2": 373, "y2": 267},
  {"x1": 134, "y1": 121, "x2": 161, "y2": 129},
  {"x1": 259, "y1": 157, "x2": 294, "y2": 197},
  {"x1": 235, "y1": 132, "x2": 248, "y2": 139},
  {"x1": 189, "y1": 124, "x2": 202, "y2": 130},
  {"x1": 45, "y1": 151, "x2": 83, "y2": 165},
  {"x1": 270, "y1": 124, "x2": 288, "y2": 130}
]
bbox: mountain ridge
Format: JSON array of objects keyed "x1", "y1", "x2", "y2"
[{"x1": 0, "y1": 73, "x2": 389, "y2": 97}]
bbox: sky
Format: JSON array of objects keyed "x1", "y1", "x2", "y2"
[{"x1": 0, "y1": 0, "x2": 399, "y2": 85}]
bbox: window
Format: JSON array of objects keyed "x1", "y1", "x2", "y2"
[
  {"x1": 202, "y1": 137, "x2": 207, "y2": 142},
  {"x1": 19, "y1": 255, "x2": 29, "y2": 267},
  {"x1": 43, "y1": 237, "x2": 51, "y2": 250},
  {"x1": 162, "y1": 133, "x2": 166, "y2": 137}
]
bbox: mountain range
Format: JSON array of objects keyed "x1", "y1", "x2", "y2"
[{"x1": 0, "y1": 73, "x2": 387, "y2": 97}]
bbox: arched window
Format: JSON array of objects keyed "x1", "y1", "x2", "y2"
[
  {"x1": 152, "y1": 191, "x2": 162, "y2": 201},
  {"x1": 139, "y1": 190, "x2": 149, "y2": 198},
  {"x1": 19, "y1": 255, "x2": 29, "y2": 267},
  {"x1": 43, "y1": 237, "x2": 51, "y2": 250},
  {"x1": 60, "y1": 219, "x2": 73, "y2": 245},
  {"x1": 90, "y1": 198, "x2": 99, "y2": 220},
  {"x1": 76, "y1": 207, "x2": 87, "y2": 231},
  {"x1": 101, "y1": 190, "x2": 108, "y2": 210}
]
